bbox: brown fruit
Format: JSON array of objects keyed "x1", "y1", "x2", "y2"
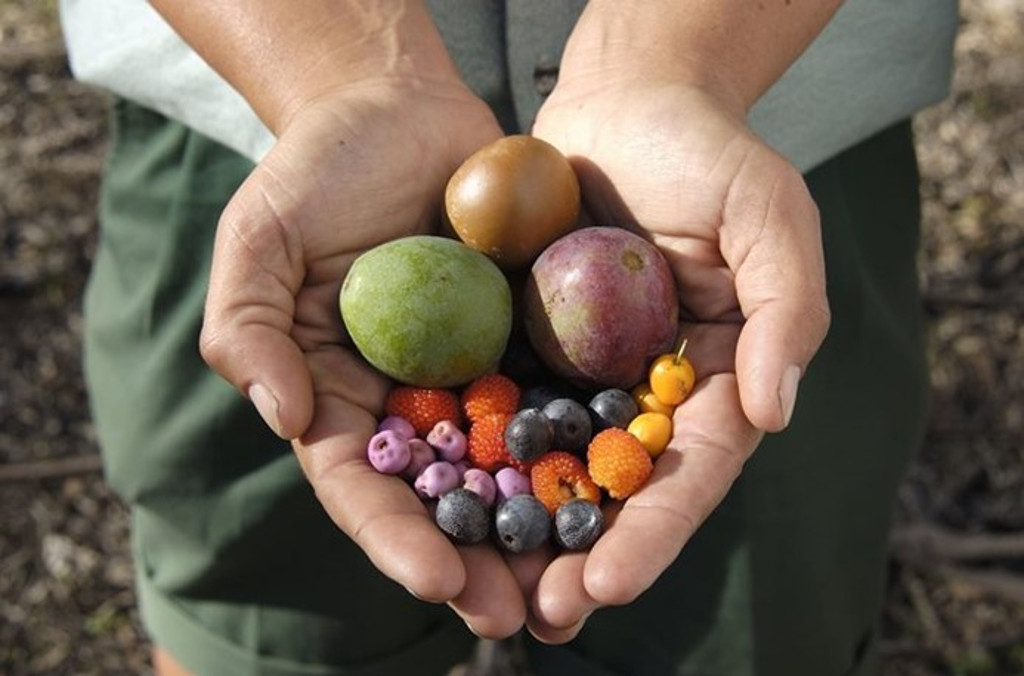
[{"x1": 445, "y1": 135, "x2": 580, "y2": 270}]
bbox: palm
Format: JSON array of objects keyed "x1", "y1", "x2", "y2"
[
  {"x1": 200, "y1": 83, "x2": 529, "y2": 637},
  {"x1": 519, "y1": 83, "x2": 829, "y2": 639}
]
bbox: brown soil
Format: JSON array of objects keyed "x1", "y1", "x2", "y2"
[{"x1": 1, "y1": 1, "x2": 1021, "y2": 674}]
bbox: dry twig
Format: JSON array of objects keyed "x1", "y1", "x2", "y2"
[{"x1": 0, "y1": 453, "x2": 102, "y2": 482}]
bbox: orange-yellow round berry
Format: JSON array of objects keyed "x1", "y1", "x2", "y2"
[
  {"x1": 631, "y1": 382, "x2": 675, "y2": 417},
  {"x1": 648, "y1": 353, "x2": 696, "y2": 406},
  {"x1": 587, "y1": 428, "x2": 653, "y2": 500},
  {"x1": 627, "y1": 412, "x2": 673, "y2": 458}
]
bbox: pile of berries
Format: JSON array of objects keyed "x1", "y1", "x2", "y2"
[{"x1": 366, "y1": 344, "x2": 696, "y2": 553}]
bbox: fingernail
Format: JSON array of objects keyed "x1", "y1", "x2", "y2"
[
  {"x1": 779, "y1": 365, "x2": 802, "y2": 428},
  {"x1": 249, "y1": 383, "x2": 282, "y2": 437},
  {"x1": 404, "y1": 586, "x2": 425, "y2": 601}
]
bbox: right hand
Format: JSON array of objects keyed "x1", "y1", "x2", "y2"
[{"x1": 197, "y1": 78, "x2": 530, "y2": 638}]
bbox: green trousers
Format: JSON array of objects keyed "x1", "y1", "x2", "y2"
[{"x1": 84, "y1": 98, "x2": 928, "y2": 676}]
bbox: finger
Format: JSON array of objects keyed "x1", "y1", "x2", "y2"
[
  {"x1": 503, "y1": 546, "x2": 553, "y2": 601},
  {"x1": 292, "y1": 349, "x2": 467, "y2": 602},
  {"x1": 200, "y1": 168, "x2": 314, "y2": 439},
  {"x1": 526, "y1": 549, "x2": 597, "y2": 644},
  {"x1": 718, "y1": 150, "x2": 830, "y2": 431},
  {"x1": 448, "y1": 545, "x2": 527, "y2": 639},
  {"x1": 582, "y1": 373, "x2": 761, "y2": 606},
  {"x1": 676, "y1": 320, "x2": 741, "y2": 378}
]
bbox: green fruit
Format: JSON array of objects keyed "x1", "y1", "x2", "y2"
[{"x1": 340, "y1": 236, "x2": 512, "y2": 387}]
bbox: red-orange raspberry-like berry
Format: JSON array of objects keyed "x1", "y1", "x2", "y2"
[
  {"x1": 466, "y1": 413, "x2": 514, "y2": 473},
  {"x1": 530, "y1": 451, "x2": 601, "y2": 515},
  {"x1": 587, "y1": 428, "x2": 654, "y2": 500},
  {"x1": 461, "y1": 373, "x2": 521, "y2": 423},
  {"x1": 385, "y1": 386, "x2": 462, "y2": 438}
]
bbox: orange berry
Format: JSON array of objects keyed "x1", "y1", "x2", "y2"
[
  {"x1": 587, "y1": 428, "x2": 653, "y2": 499},
  {"x1": 631, "y1": 382, "x2": 676, "y2": 417},
  {"x1": 466, "y1": 413, "x2": 514, "y2": 472},
  {"x1": 385, "y1": 386, "x2": 462, "y2": 437},
  {"x1": 648, "y1": 339, "x2": 696, "y2": 406},
  {"x1": 461, "y1": 373, "x2": 521, "y2": 423},
  {"x1": 627, "y1": 412, "x2": 673, "y2": 458},
  {"x1": 530, "y1": 451, "x2": 601, "y2": 514}
]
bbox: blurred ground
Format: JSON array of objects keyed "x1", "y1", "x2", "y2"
[{"x1": 1, "y1": 1, "x2": 1022, "y2": 674}]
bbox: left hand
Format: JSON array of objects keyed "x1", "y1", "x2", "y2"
[{"x1": 513, "y1": 76, "x2": 831, "y2": 643}]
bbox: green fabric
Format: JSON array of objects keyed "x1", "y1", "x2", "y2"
[{"x1": 84, "y1": 100, "x2": 927, "y2": 676}]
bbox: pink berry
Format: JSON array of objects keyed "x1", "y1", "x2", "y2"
[
  {"x1": 377, "y1": 415, "x2": 417, "y2": 440},
  {"x1": 401, "y1": 438, "x2": 436, "y2": 482},
  {"x1": 463, "y1": 468, "x2": 497, "y2": 507},
  {"x1": 494, "y1": 467, "x2": 531, "y2": 502},
  {"x1": 452, "y1": 460, "x2": 472, "y2": 480},
  {"x1": 366, "y1": 430, "x2": 411, "y2": 474},
  {"x1": 426, "y1": 420, "x2": 467, "y2": 462},
  {"x1": 414, "y1": 461, "x2": 460, "y2": 499}
]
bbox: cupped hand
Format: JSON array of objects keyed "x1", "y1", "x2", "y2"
[
  {"x1": 520, "y1": 80, "x2": 831, "y2": 642},
  {"x1": 197, "y1": 79, "x2": 526, "y2": 638}
]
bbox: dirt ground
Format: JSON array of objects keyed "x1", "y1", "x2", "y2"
[{"x1": 1, "y1": 1, "x2": 1022, "y2": 675}]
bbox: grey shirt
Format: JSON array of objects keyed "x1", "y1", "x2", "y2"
[{"x1": 59, "y1": 0, "x2": 958, "y2": 172}]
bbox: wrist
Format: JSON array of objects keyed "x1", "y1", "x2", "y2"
[
  {"x1": 269, "y1": 4, "x2": 468, "y2": 134},
  {"x1": 152, "y1": 0, "x2": 467, "y2": 134},
  {"x1": 556, "y1": 0, "x2": 842, "y2": 116}
]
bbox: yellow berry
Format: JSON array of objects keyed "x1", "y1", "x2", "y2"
[
  {"x1": 648, "y1": 340, "x2": 696, "y2": 406},
  {"x1": 627, "y1": 412, "x2": 673, "y2": 458},
  {"x1": 631, "y1": 382, "x2": 675, "y2": 417}
]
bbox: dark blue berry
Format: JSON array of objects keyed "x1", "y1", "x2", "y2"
[
  {"x1": 504, "y1": 408, "x2": 554, "y2": 462},
  {"x1": 436, "y1": 488, "x2": 490, "y2": 545},
  {"x1": 519, "y1": 385, "x2": 563, "y2": 412},
  {"x1": 494, "y1": 494, "x2": 551, "y2": 553},
  {"x1": 588, "y1": 388, "x2": 638, "y2": 431},
  {"x1": 554, "y1": 499, "x2": 604, "y2": 550},
  {"x1": 542, "y1": 398, "x2": 592, "y2": 453}
]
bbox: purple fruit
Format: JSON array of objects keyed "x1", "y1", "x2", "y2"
[
  {"x1": 494, "y1": 467, "x2": 531, "y2": 502},
  {"x1": 414, "y1": 461, "x2": 460, "y2": 499},
  {"x1": 462, "y1": 468, "x2": 497, "y2": 507},
  {"x1": 588, "y1": 388, "x2": 638, "y2": 431},
  {"x1": 401, "y1": 438, "x2": 436, "y2": 481},
  {"x1": 504, "y1": 408, "x2": 554, "y2": 462},
  {"x1": 554, "y1": 498, "x2": 604, "y2": 550},
  {"x1": 426, "y1": 420, "x2": 468, "y2": 462},
  {"x1": 377, "y1": 415, "x2": 417, "y2": 440},
  {"x1": 523, "y1": 226, "x2": 678, "y2": 389},
  {"x1": 543, "y1": 398, "x2": 592, "y2": 453},
  {"x1": 366, "y1": 430, "x2": 411, "y2": 474},
  {"x1": 495, "y1": 494, "x2": 551, "y2": 553},
  {"x1": 436, "y1": 488, "x2": 490, "y2": 545}
]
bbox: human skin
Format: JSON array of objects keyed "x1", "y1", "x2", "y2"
[{"x1": 151, "y1": 0, "x2": 838, "y2": 654}]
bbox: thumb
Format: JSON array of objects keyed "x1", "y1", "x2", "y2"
[
  {"x1": 199, "y1": 170, "x2": 314, "y2": 440},
  {"x1": 720, "y1": 152, "x2": 831, "y2": 432}
]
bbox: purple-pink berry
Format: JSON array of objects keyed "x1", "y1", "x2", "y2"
[
  {"x1": 494, "y1": 467, "x2": 531, "y2": 502},
  {"x1": 377, "y1": 415, "x2": 417, "y2": 440},
  {"x1": 402, "y1": 438, "x2": 436, "y2": 482},
  {"x1": 452, "y1": 459, "x2": 472, "y2": 480},
  {"x1": 414, "y1": 461, "x2": 460, "y2": 499},
  {"x1": 366, "y1": 430, "x2": 411, "y2": 474},
  {"x1": 462, "y1": 468, "x2": 497, "y2": 507},
  {"x1": 426, "y1": 420, "x2": 467, "y2": 462}
]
